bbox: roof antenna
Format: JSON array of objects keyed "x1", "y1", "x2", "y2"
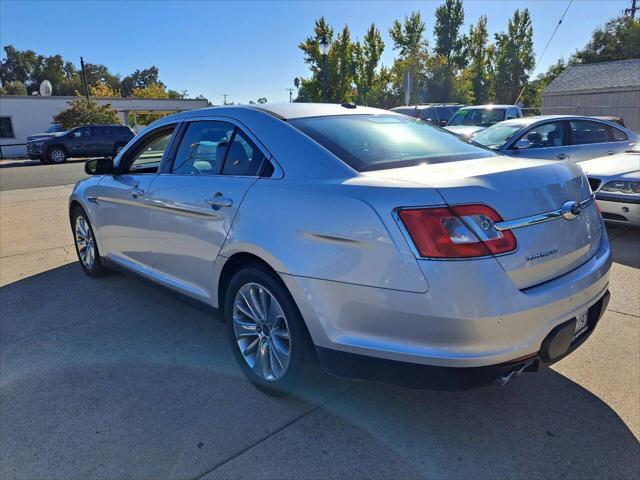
[{"x1": 341, "y1": 102, "x2": 357, "y2": 109}]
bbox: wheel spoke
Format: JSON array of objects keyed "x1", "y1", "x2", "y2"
[
  {"x1": 249, "y1": 287, "x2": 265, "y2": 321},
  {"x1": 242, "y1": 337, "x2": 259, "y2": 356},
  {"x1": 240, "y1": 290, "x2": 261, "y2": 323},
  {"x1": 235, "y1": 301, "x2": 258, "y2": 322}
]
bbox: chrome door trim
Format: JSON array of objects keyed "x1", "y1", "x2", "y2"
[
  {"x1": 494, "y1": 195, "x2": 595, "y2": 231},
  {"x1": 96, "y1": 196, "x2": 147, "y2": 208},
  {"x1": 146, "y1": 198, "x2": 222, "y2": 218}
]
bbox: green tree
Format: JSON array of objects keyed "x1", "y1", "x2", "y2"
[
  {"x1": 423, "y1": 56, "x2": 472, "y2": 103},
  {"x1": 388, "y1": 11, "x2": 429, "y2": 104},
  {"x1": 54, "y1": 98, "x2": 119, "y2": 129},
  {"x1": 1, "y1": 80, "x2": 28, "y2": 95},
  {"x1": 573, "y1": 16, "x2": 640, "y2": 64},
  {"x1": 296, "y1": 17, "x2": 334, "y2": 102},
  {"x1": 433, "y1": 0, "x2": 465, "y2": 68},
  {"x1": 493, "y1": 8, "x2": 534, "y2": 104},
  {"x1": 462, "y1": 15, "x2": 491, "y2": 103},
  {"x1": 121, "y1": 66, "x2": 164, "y2": 96},
  {"x1": 0, "y1": 46, "x2": 38, "y2": 86},
  {"x1": 354, "y1": 23, "x2": 386, "y2": 105}
]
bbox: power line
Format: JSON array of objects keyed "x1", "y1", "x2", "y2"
[{"x1": 514, "y1": 0, "x2": 574, "y2": 105}]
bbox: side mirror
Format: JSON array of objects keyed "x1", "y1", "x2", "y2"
[
  {"x1": 85, "y1": 158, "x2": 114, "y2": 175},
  {"x1": 514, "y1": 138, "x2": 531, "y2": 150},
  {"x1": 439, "y1": 119, "x2": 448, "y2": 127}
]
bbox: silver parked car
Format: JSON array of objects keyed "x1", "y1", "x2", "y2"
[
  {"x1": 579, "y1": 147, "x2": 640, "y2": 227},
  {"x1": 70, "y1": 104, "x2": 611, "y2": 394},
  {"x1": 472, "y1": 115, "x2": 638, "y2": 162}
]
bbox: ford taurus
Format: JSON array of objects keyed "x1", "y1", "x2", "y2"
[{"x1": 69, "y1": 103, "x2": 612, "y2": 394}]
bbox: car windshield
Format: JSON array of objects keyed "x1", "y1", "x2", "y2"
[
  {"x1": 448, "y1": 108, "x2": 506, "y2": 127},
  {"x1": 289, "y1": 114, "x2": 495, "y2": 172},
  {"x1": 473, "y1": 123, "x2": 525, "y2": 149}
]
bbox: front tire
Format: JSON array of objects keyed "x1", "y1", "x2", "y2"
[
  {"x1": 48, "y1": 147, "x2": 67, "y2": 164},
  {"x1": 224, "y1": 265, "x2": 313, "y2": 395},
  {"x1": 71, "y1": 207, "x2": 107, "y2": 277}
]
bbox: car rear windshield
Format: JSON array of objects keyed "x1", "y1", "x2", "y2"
[
  {"x1": 289, "y1": 114, "x2": 495, "y2": 171},
  {"x1": 448, "y1": 108, "x2": 506, "y2": 127}
]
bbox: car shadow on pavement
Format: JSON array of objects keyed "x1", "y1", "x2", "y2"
[
  {"x1": 608, "y1": 226, "x2": 640, "y2": 269},
  {"x1": 1, "y1": 263, "x2": 638, "y2": 480}
]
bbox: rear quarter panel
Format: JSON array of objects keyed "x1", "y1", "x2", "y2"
[{"x1": 220, "y1": 177, "x2": 444, "y2": 297}]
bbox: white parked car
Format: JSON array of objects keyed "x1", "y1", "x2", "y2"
[
  {"x1": 445, "y1": 104, "x2": 523, "y2": 137},
  {"x1": 579, "y1": 147, "x2": 640, "y2": 227},
  {"x1": 69, "y1": 104, "x2": 611, "y2": 394}
]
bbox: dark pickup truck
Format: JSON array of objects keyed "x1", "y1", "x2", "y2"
[{"x1": 27, "y1": 124, "x2": 135, "y2": 164}]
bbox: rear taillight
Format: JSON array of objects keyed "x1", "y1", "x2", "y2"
[{"x1": 397, "y1": 204, "x2": 517, "y2": 258}]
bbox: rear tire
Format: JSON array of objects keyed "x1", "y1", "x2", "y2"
[
  {"x1": 48, "y1": 147, "x2": 67, "y2": 164},
  {"x1": 71, "y1": 206, "x2": 107, "y2": 277},
  {"x1": 224, "y1": 265, "x2": 313, "y2": 396}
]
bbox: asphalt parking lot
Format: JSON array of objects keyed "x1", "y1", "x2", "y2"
[{"x1": 1, "y1": 159, "x2": 639, "y2": 479}]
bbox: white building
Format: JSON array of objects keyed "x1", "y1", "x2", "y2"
[{"x1": 0, "y1": 95, "x2": 209, "y2": 158}]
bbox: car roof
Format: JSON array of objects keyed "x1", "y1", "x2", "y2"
[
  {"x1": 223, "y1": 103, "x2": 391, "y2": 120},
  {"x1": 494, "y1": 114, "x2": 627, "y2": 127},
  {"x1": 391, "y1": 104, "x2": 464, "y2": 110},
  {"x1": 458, "y1": 104, "x2": 518, "y2": 110}
]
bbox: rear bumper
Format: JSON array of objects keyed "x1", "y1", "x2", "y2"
[
  {"x1": 281, "y1": 231, "x2": 612, "y2": 369},
  {"x1": 316, "y1": 291, "x2": 609, "y2": 390}
]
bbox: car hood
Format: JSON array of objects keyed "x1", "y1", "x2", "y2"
[
  {"x1": 27, "y1": 131, "x2": 67, "y2": 140},
  {"x1": 578, "y1": 153, "x2": 640, "y2": 177},
  {"x1": 444, "y1": 125, "x2": 486, "y2": 137}
]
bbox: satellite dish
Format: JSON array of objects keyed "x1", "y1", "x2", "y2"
[{"x1": 39, "y1": 79, "x2": 53, "y2": 96}]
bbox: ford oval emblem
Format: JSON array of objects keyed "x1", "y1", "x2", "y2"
[{"x1": 561, "y1": 201, "x2": 582, "y2": 220}]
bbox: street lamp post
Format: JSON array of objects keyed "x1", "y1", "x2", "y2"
[{"x1": 319, "y1": 35, "x2": 330, "y2": 103}]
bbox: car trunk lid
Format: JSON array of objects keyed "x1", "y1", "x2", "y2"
[{"x1": 364, "y1": 157, "x2": 604, "y2": 289}]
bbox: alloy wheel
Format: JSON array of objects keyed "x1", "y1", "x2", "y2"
[
  {"x1": 233, "y1": 282, "x2": 291, "y2": 381},
  {"x1": 74, "y1": 215, "x2": 95, "y2": 270},
  {"x1": 49, "y1": 148, "x2": 66, "y2": 163}
]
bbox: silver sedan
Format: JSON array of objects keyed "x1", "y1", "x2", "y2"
[
  {"x1": 472, "y1": 115, "x2": 637, "y2": 163},
  {"x1": 70, "y1": 104, "x2": 611, "y2": 394}
]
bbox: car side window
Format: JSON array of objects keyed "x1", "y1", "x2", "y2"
[
  {"x1": 514, "y1": 121, "x2": 566, "y2": 149},
  {"x1": 221, "y1": 130, "x2": 267, "y2": 176},
  {"x1": 171, "y1": 121, "x2": 235, "y2": 175},
  {"x1": 506, "y1": 108, "x2": 520, "y2": 120},
  {"x1": 91, "y1": 126, "x2": 108, "y2": 136},
  {"x1": 569, "y1": 120, "x2": 608, "y2": 145},
  {"x1": 71, "y1": 127, "x2": 91, "y2": 138},
  {"x1": 608, "y1": 126, "x2": 628, "y2": 142},
  {"x1": 434, "y1": 107, "x2": 453, "y2": 124},
  {"x1": 123, "y1": 126, "x2": 175, "y2": 174}
]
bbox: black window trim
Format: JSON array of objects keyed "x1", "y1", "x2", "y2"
[
  {"x1": 165, "y1": 118, "x2": 275, "y2": 178},
  {"x1": 0, "y1": 116, "x2": 15, "y2": 138}
]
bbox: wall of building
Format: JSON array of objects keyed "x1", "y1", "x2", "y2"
[
  {"x1": 541, "y1": 87, "x2": 640, "y2": 133},
  {"x1": 0, "y1": 96, "x2": 209, "y2": 157}
]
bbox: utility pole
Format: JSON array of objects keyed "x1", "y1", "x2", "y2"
[
  {"x1": 285, "y1": 88, "x2": 294, "y2": 103},
  {"x1": 80, "y1": 57, "x2": 90, "y2": 100},
  {"x1": 625, "y1": 0, "x2": 638, "y2": 17},
  {"x1": 222, "y1": 94, "x2": 228, "y2": 106}
]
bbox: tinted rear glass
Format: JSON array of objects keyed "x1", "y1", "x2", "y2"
[
  {"x1": 290, "y1": 114, "x2": 495, "y2": 172},
  {"x1": 391, "y1": 108, "x2": 419, "y2": 118}
]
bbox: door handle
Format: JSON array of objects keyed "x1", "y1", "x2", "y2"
[
  {"x1": 205, "y1": 192, "x2": 233, "y2": 209},
  {"x1": 556, "y1": 153, "x2": 567, "y2": 160}
]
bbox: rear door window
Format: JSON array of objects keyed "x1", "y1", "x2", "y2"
[
  {"x1": 434, "y1": 107, "x2": 453, "y2": 124},
  {"x1": 569, "y1": 120, "x2": 609, "y2": 145},
  {"x1": 608, "y1": 126, "x2": 628, "y2": 142},
  {"x1": 221, "y1": 130, "x2": 267, "y2": 176},
  {"x1": 171, "y1": 121, "x2": 235, "y2": 175}
]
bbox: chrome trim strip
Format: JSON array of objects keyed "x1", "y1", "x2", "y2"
[
  {"x1": 495, "y1": 195, "x2": 595, "y2": 231},
  {"x1": 96, "y1": 196, "x2": 145, "y2": 208},
  {"x1": 146, "y1": 198, "x2": 221, "y2": 218}
]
